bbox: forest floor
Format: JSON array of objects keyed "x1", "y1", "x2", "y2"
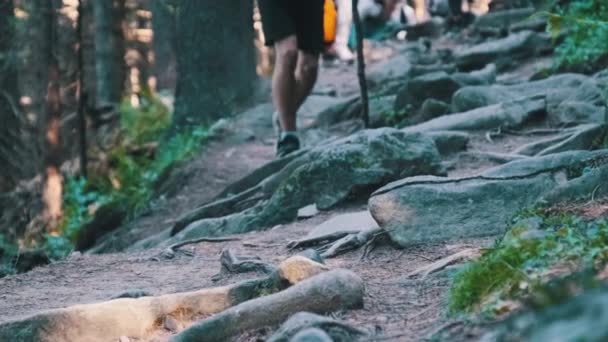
[{"x1": 0, "y1": 30, "x2": 585, "y2": 341}]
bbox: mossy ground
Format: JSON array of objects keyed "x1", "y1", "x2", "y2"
[{"x1": 449, "y1": 205, "x2": 608, "y2": 314}]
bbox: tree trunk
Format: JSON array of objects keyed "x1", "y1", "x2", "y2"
[
  {"x1": 0, "y1": 0, "x2": 21, "y2": 190},
  {"x1": 18, "y1": 0, "x2": 53, "y2": 177},
  {"x1": 81, "y1": 0, "x2": 97, "y2": 110},
  {"x1": 92, "y1": 0, "x2": 125, "y2": 107},
  {"x1": 42, "y1": 0, "x2": 63, "y2": 234},
  {"x1": 77, "y1": 0, "x2": 87, "y2": 178},
  {"x1": 151, "y1": 0, "x2": 177, "y2": 91},
  {"x1": 172, "y1": 0, "x2": 257, "y2": 132}
]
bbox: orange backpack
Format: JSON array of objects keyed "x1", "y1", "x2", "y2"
[{"x1": 324, "y1": 0, "x2": 337, "y2": 44}]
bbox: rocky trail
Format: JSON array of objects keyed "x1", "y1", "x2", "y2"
[{"x1": 2, "y1": 7, "x2": 608, "y2": 342}]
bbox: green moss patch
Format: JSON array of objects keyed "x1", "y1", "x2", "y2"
[{"x1": 449, "y1": 207, "x2": 608, "y2": 313}]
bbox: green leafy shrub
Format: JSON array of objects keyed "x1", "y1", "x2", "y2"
[
  {"x1": 547, "y1": 0, "x2": 608, "y2": 68},
  {"x1": 380, "y1": 108, "x2": 409, "y2": 127},
  {"x1": 51, "y1": 91, "x2": 209, "y2": 258},
  {"x1": 120, "y1": 89, "x2": 171, "y2": 144},
  {"x1": 449, "y1": 209, "x2": 608, "y2": 313},
  {"x1": 0, "y1": 234, "x2": 18, "y2": 274}
]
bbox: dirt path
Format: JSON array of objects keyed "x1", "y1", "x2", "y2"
[
  {"x1": 0, "y1": 37, "x2": 564, "y2": 341},
  {"x1": 0, "y1": 203, "x2": 493, "y2": 341}
]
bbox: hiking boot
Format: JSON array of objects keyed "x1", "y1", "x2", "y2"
[{"x1": 276, "y1": 134, "x2": 300, "y2": 158}]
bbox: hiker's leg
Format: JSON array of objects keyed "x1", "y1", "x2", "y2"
[
  {"x1": 273, "y1": 36, "x2": 299, "y2": 131},
  {"x1": 294, "y1": 51, "x2": 319, "y2": 111},
  {"x1": 335, "y1": 0, "x2": 354, "y2": 60},
  {"x1": 412, "y1": 0, "x2": 428, "y2": 22},
  {"x1": 258, "y1": 0, "x2": 298, "y2": 132},
  {"x1": 291, "y1": 0, "x2": 324, "y2": 113}
]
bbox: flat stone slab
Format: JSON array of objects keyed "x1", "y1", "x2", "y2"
[
  {"x1": 369, "y1": 150, "x2": 608, "y2": 247},
  {"x1": 304, "y1": 211, "x2": 380, "y2": 241}
]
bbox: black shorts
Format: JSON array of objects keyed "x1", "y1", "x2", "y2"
[{"x1": 258, "y1": 0, "x2": 324, "y2": 54}]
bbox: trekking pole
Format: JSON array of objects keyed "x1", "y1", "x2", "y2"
[{"x1": 352, "y1": 0, "x2": 370, "y2": 128}]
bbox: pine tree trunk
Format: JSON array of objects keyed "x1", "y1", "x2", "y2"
[
  {"x1": 77, "y1": 0, "x2": 87, "y2": 178},
  {"x1": 19, "y1": 0, "x2": 52, "y2": 175},
  {"x1": 151, "y1": 0, "x2": 177, "y2": 91},
  {"x1": 92, "y1": 0, "x2": 124, "y2": 107},
  {"x1": 42, "y1": 0, "x2": 63, "y2": 234},
  {"x1": 0, "y1": 0, "x2": 20, "y2": 190},
  {"x1": 81, "y1": 0, "x2": 97, "y2": 110},
  {"x1": 172, "y1": 0, "x2": 257, "y2": 132}
]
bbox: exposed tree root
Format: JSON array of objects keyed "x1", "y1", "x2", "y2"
[
  {"x1": 291, "y1": 227, "x2": 384, "y2": 259},
  {"x1": 288, "y1": 232, "x2": 352, "y2": 250},
  {"x1": 0, "y1": 255, "x2": 336, "y2": 342},
  {"x1": 153, "y1": 236, "x2": 241, "y2": 260},
  {"x1": 406, "y1": 248, "x2": 482, "y2": 279},
  {"x1": 267, "y1": 312, "x2": 366, "y2": 342},
  {"x1": 0, "y1": 277, "x2": 276, "y2": 342},
  {"x1": 171, "y1": 269, "x2": 365, "y2": 342},
  {"x1": 220, "y1": 248, "x2": 276, "y2": 274},
  {"x1": 171, "y1": 153, "x2": 311, "y2": 235},
  {"x1": 164, "y1": 129, "x2": 443, "y2": 243}
]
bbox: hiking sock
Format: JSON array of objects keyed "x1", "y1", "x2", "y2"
[{"x1": 273, "y1": 112, "x2": 282, "y2": 136}]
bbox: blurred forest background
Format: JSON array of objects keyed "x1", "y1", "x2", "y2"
[
  {"x1": 0, "y1": 0, "x2": 606, "y2": 273},
  {"x1": 0, "y1": 0, "x2": 263, "y2": 269}
]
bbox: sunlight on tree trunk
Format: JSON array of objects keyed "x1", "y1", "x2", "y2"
[
  {"x1": 43, "y1": 3, "x2": 63, "y2": 234},
  {"x1": 93, "y1": 0, "x2": 124, "y2": 107}
]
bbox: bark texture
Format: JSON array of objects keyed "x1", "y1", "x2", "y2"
[
  {"x1": 0, "y1": 0, "x2": 20, "y2": 189},
  {"x1": 172, "y1": 0, "x2": 257, "y2": 131},
  {"x1": 92, "y1": 0, "x2": 125, "y2": 106},
  {"x1": 151, "y1": 0, "x2": 177, "y2": 91}
]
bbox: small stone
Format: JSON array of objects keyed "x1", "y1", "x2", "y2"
[
  {"x1": 68, "y1": 251, "x2": 82, "y2": 259},
  {"x1": 290, "y1": 328, "x2": 333, "y2": 342},
  {"x1": 278, "y1": 256, "x2": 329, "y2": 285},
  {"x1": 163, "y1": 315, "x2": 181, "y2": 332},
  {"x1": 111, "y1": 289, "x2": 153, "y2": 299},
  {"x1": 118, "y1": 336, "x2": 131, "y2": 342},
  {"x1": 298, "y1": 249, "x2": 324, "y2": 264},
  {"x1": 297, "y1": 204, "x2": 319, "y2": 219}
]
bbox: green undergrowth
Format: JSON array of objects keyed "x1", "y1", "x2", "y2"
[
  {"x1": 547, "y1": 0, "x2": 608, "y2": 69},
  {"x1": 43, "y1": 91, "x2": 211, "y2": 261},
  {"x1": 380, "y1": 108, "x2": 410, "y2": 127},
  {"x1": 449, "y1": 207, "x2": 608, "y2": 314}
]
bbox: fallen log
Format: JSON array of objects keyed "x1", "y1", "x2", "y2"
[
  {"x1": 0, "y1": 256, "x2": 328, "y2": 342},
  {"x1": 171, "y1": 269, "x2": 365, "y2": 342}
]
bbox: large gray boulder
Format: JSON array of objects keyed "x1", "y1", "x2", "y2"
[
  {"x1": 472, "y1": 8, "x2": 536, "y2": 33},
  {"x1": 395, "y1": 64, "x2": 497, "y2": 112},
  {"x1": 514, "y1": 124, "x2": 608, "y2": 157},
  {"x1": 165, "y1": 128, "x2": 443, "y2": 245},
  {"x1": 551, "y1": 101, "x2": 606, "y2": 126},
  {"x1": 312, "y1": 94, "x2": 402, "y2": 129},
  {"x1": 367, "y1": 52, "x2": 412, "y2": 87},
  {"x1": 486, "y1": 287, "x2": 608, "y2": 342},
  {"x1": 369, "y1": 150, "x2": 608, "y2": 247},
  {"x1": 403, "y1": 96, "x2": 545, "y2": 133},
  {"x1": 453, "y1": 30, "x2": 552, "y2": 70},
  {"x1": 395, "y1": 71, "x2": 462, "y2": 111},
  {"x1": 452, "y1": 74, "x2": 606, "y2": 124}
]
